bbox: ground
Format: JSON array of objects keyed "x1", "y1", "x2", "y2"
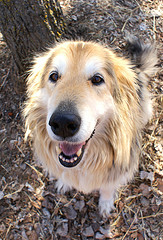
[{"x1": 0, "y1": 0, "x2": 162, "y2": 239}]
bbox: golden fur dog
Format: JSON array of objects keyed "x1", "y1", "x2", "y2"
[{"x1": 24, "y1": 38, "x2": 157, "y2": 216}]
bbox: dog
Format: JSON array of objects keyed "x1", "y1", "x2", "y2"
[{"x1": 24, "y1": 37, "x2": 157, "y2": 216}]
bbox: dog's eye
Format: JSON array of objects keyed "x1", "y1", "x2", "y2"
[
  {"x1": 49, "y1": 71, "x2": 59, "y2": 83},
  {"x1": 91, "y1": 74, "x2": 104, "y2": 86}
]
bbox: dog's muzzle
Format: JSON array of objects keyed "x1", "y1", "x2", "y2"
[{"x1": 48, "y1": 101, "x2": 95, "y2": 168}]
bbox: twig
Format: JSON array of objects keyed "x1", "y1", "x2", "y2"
[
  {"x1": 0, "y1": 69, "x2": 10, "y2": 90},
  {"x1": 140, "y1": 209, "x2": 147, "y2": 240},
  {"x1": 5, "y1": 224, "x2": 12, "y2": 240},
  {"x1": 51, "y1": 197, "x2": 62, "y2": 219},
  {"x1": 122, "y1": 208, "x2": 139, "y2": 240},
  {"x1": 142, "y1": 117, "x2": 160, "y2": 150},
  {"x1": 25, "y1": 162, "x2": 43, "y2": 177},
  {"x1": 110, "y1": 37, "x2": 116, "y2": 44},
  {"x1": 149, "y1": 117, "x2": 160, "y2": 139},
  {"x1": 4, "y1": 184, "x2": 24, "y2": 198},
  {"x1": 124, "y1": 205, "x2": 136, "y2": 215},
  {"x1": 121, "y1": 12, "x2": 132, "y2": 32},
  {"x1": 139, "y1": 212, "x2": 163, "y2": 219},
  {"x1": 153, "y1": 15, "x2": 156, "y2": 40},
  {"x1": 0, "y1": 137, "x2": 7, "y2": 146},
  {"x1": 24, "y1": 191, "x2": 41, "y2": 209},
  {"x1": 121, "y1": 6, "x2": 139, "y2": 32},
  {"x1": 0, "y1": 164, "x2": 9, "y2": 173},
  {"x1": 134, "y1": 0, "x2": 142, "y2": 12},
  {"x1": 64, "y1": 192, "x2": 78, "y2": 207},
  {"x1": 125, "y1": 193, "x2": 142, "y2": 201},
  {"x1": 143, "y1": 151, "x2": 160, "y2": 168},
  {"x1": 111, "y1": 215, "x2": 121, "y2": 227},
  {"x1": 2, "y1": 184, "x2": 8, "y2": 192},
  {"x1": 15, "y1": 144, "x2": 25, "y2": 157}
]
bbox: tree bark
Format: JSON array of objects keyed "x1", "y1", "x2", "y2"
[{"x1": 0, "y1": 0, "x2": 65, "y2": 92}]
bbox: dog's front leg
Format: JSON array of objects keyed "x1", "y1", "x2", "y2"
[{"x1": 99, "y1": 185, "x2": 116, "y2": 217}]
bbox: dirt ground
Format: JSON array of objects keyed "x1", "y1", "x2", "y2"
[{"x1": 0, "y1": 0, "x2": 162, "y2": 239}]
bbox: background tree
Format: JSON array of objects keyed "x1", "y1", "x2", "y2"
[{"x1": 0, "y1": 0, "x2": 65, "y2": 91}]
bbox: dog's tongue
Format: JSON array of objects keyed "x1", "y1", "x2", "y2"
[{"x1": 60, "y1": 142, "x2": 85, "y2": 156}]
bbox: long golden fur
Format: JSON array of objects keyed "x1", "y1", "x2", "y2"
[{"x1": 24, "y1": 39, "x2": 157, "y2": 216}]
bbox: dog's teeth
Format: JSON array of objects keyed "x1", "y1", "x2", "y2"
[
  {"x1": 60, "y1": 155, "x2": 64, "y2": 160},
  {"x1": 74, "y1": 157, "x2": 77, "y2": 161},
  {"x1": 76, "y1": 148, "x2": 82, "y2": 157}
]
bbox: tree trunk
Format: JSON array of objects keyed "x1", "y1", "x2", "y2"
[{"x1": 0, "y1": 0, "x2": 65, "y2": 92}]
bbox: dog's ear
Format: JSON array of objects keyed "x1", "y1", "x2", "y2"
[
  {"x1": 110, "y1": 54, "x2": 138, "y2": 104},
  {"x1": 104, "y1": 48, "x2": 137, "y2": 104},
  {"x1": 24, "y1": 50, "x2": 53, "y2": 139},
  {"x1": 26, "y1": 51, "x2": 52, "y2": 95}
]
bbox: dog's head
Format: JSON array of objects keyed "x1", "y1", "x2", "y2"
[{"x1": 25, "y1": 41, "x2": 137, "y2": 169}]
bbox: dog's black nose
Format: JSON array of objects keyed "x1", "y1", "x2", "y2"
[{"x1": 49, "y1": 113, "x2": 81, "y2": 138}]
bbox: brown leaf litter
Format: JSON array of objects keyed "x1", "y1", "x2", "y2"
[{"x1": 0, "y1": 0, "x2": 162, "y2": 239}]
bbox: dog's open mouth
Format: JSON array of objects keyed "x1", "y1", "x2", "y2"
[{"x1": 56, "y1": 129, "x2": 95, "y2": 168}]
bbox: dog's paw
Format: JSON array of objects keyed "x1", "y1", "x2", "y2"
[
  {"x1": 55, "y1": 179, "x2": 71, "y2": 194},
  {"x1": 99, "y1": 197, "x2": 115, "y2": 217}
]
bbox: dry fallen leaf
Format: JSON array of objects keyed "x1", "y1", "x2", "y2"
[
  {"x1": 156, "y1": 178, "x2": 163, "y2": 193},
  {"x1": 137, "y1": 232, "x2": 144, "y2": 240},
  {"x1": 139, "y1": 183, "x2": 151, "y2": 196}
]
